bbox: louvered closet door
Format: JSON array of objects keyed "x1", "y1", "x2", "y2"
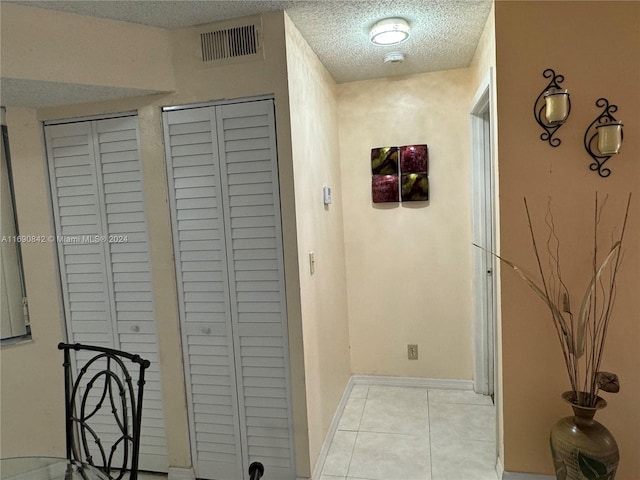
[
  {"x1": 46, "y1": 117, "x2": 169, "y2": 473},
  {"x1": 164, "y1": 106, "x2": 242, "y2": 480},
  {"x1": 164, "y1": 99, "x2": 295, "y2": 480},
  {"x1": 216, "y1": 101, "x2": 294, "y2": 479}
]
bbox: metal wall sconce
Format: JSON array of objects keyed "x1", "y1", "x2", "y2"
[
  {"x1": 584, "y1": 98, "x2": 623, "y2": 178},
  {"x1": 534, "y1": 68, "x2": 571, "y2": 147}
]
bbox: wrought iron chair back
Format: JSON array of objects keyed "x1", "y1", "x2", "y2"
[
  {"x1": 249, "y1": 461, "x2": 264, "y2": 480},
  {"x1": 58, "y1": 342, "x2": 150, "y2": 480}
]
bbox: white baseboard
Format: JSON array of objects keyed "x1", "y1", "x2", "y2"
[
  {"x1": 166, "y1": 466, "x2": 307, "y2": 480},
  {"x1": 138, "y1": 473, "x2": 168, "y2": 480},
  {"x1": 496, "y1": 455, "x2": 505, "y2": 479},
  {"x1": 167, "y1": 467, "x2": 195, "y2": 480},
  {"x1": 310, "y1": 375, "x2": 355, "y2": 480},
  {"x1": 351, "y1": 374, "x2": 474, "y2": 390},
  {"x1": 501, "y1": 473, "x2": 554, "y2": 480}
]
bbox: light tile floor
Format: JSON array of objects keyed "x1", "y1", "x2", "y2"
[{"x1": 319, "y1": 385, "x2": 498, "y2": 480}]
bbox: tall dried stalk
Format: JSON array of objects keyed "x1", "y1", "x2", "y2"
[{"x1": 476, "y1": 193, "x2": 631, "y2": 407}]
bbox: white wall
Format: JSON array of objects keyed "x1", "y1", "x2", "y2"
[
  {"x1": 0, "y1": 3, "x2": 174, "y2": 91},
  {"x1": 338, "y1": 68, "x2": 476, "y2": 380},
  {"x1": 468, "y1": 1, "x2": 502, "y2": 464},
  {"x1": 0, "y1": 107, "x2": 67, "y2": 456},
  {"x1": 284, "y1": 14, "x2": 352, "y2": 471},
  {"x1": 0, "y1": 115, "x2": 27, "y2": 337}
]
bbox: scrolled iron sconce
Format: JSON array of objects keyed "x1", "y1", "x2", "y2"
[
  {"x1": 534, "y1": 68, "x2": 571, "y2": 147},
  {"x1": 584, "y1": 98, "x2": 624, "y2": 178}
]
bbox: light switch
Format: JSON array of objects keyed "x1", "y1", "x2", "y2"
[{"x1": 309, "y1": 251, "x2": 315, "y2": 275}]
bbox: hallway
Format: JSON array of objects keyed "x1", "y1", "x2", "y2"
[{"x1": 319, "y1": 384, "x2": 497, "y2": 480}]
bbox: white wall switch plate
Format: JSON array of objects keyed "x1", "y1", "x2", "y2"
[
  {"x1": 323, "y1": 186, "x2": 332, "y2": 205},
  {"x1": 309, "y1": 251, "x2": 315, "y2": 274}
]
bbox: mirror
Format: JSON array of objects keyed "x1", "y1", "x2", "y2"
[{"x1": 1, "y1": 107, "x2": 30, "y2": 341}]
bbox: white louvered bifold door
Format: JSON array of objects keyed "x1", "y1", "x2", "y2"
[
  {"x1": 216, "y1": 102, "x2": 294, "y2": 479},
  {"x1": 164, "y1": 106, "x2": 243, "y2": 480},
  {"x1": 46, "y1": 116, "x2": 169, "y2": 473},
  {"x1": 164, "y1": 99, "x2": 295, "y2": 480}
]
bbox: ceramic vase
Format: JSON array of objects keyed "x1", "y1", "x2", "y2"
[{"x1": 550, "y1": 392, "x2": 619, "y2": 480}]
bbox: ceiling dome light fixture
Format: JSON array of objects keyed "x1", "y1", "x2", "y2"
[{"x1": 370, "y1": 17, "x2": 410, "y2": 46}]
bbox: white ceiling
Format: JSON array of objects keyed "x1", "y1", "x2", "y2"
[{"x1": 2, "y1": 0, "x2": 492, "y2": 107}]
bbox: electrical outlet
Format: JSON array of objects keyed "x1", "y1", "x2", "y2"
[{"x1": 407, "y1": 344, "x2": 418, "y2": 360}]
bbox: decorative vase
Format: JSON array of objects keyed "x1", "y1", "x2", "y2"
[{"x1": 550, "y1": 391, "x2": 619, "y2": 480}]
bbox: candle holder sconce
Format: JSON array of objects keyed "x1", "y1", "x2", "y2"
[
  {"x1": 584, "y1": 98, "x2": 623, "y2": 178},
  {"x1": 534, "y1": 68, "x2": 571, "y2": 147}
]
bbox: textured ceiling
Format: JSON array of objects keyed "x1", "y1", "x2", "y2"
[
  {"x1": 2, "y1": 0, "x2": 492, "y2": 107},
  {"x1": 0, "y1": 78, "x2": 162, "y2": 109}
]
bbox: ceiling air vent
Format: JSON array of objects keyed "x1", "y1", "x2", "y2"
[{"x1": 200, "y1": 24, "x2": 260, "y2": 63}]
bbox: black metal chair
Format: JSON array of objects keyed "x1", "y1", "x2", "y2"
[{"x1": 58, "y1": 342, "x2": 150, "y2": 480}]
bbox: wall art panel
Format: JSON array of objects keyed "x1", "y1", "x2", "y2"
[{"x1": 371, "y1": 144, "x2": 428, "y2": 203}]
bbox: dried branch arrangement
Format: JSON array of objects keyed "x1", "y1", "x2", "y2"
[{"x1": 476, "y1": 193, "x2": 631, "y2": 407}]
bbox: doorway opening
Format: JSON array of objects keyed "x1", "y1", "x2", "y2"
[{"x1": 471, "y1": 73, "x2": 497, "y2": 399}]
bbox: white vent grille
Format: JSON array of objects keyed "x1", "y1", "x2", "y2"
[{"x1": 200, "y1": 25, "x2": 259, "y2": 62}]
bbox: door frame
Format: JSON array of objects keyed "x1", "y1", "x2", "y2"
[{"x1": 470, "y1": 70, "x2": 497, "y2": 396}]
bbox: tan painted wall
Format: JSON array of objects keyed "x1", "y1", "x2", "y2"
[
  {"x1": 0, "y1": 7, "x2": 312, "y2": 477},
  {"x1": 0, "y1": 107, "x2": 67, "y2": 457},
  {"x1": 468, "y1": 2, "x2": 504, "y2": 466},
  {"x1": 0, "y1": 3, "x2": 174, "y2": 91},
  {"x1": 0, "y1": 110, "x2": 27, "y2": 337},
  {"x1": 470, "y1": 2, "x2": 496, "y2": 89},
  {"x1": 495, "y1": 2, "x2": 640, "y2": 478},
  {"x1": 284, "y1": 14, "x2": 352, "y2": 472},
  {"x1": 338, "y1": 68, "x2": 476, "y2": 380}
]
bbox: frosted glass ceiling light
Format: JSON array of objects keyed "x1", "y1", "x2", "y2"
[{"x1": 370, "y1": 18, "x2": 410, "y2": 46}]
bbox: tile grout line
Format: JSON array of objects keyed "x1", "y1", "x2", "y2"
[
  {"x1": 329, "y1": 384, "x2": 496, "y2": 480},
  {"x1": 318, "y1": 380, "x2": 362, "y2": 479},
  {"x1": 346, "y1": 386, "x2": 369, "y2": 479},
  {"x1": 345, "y1": 430, "x2": 359, "y2": 479}
]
